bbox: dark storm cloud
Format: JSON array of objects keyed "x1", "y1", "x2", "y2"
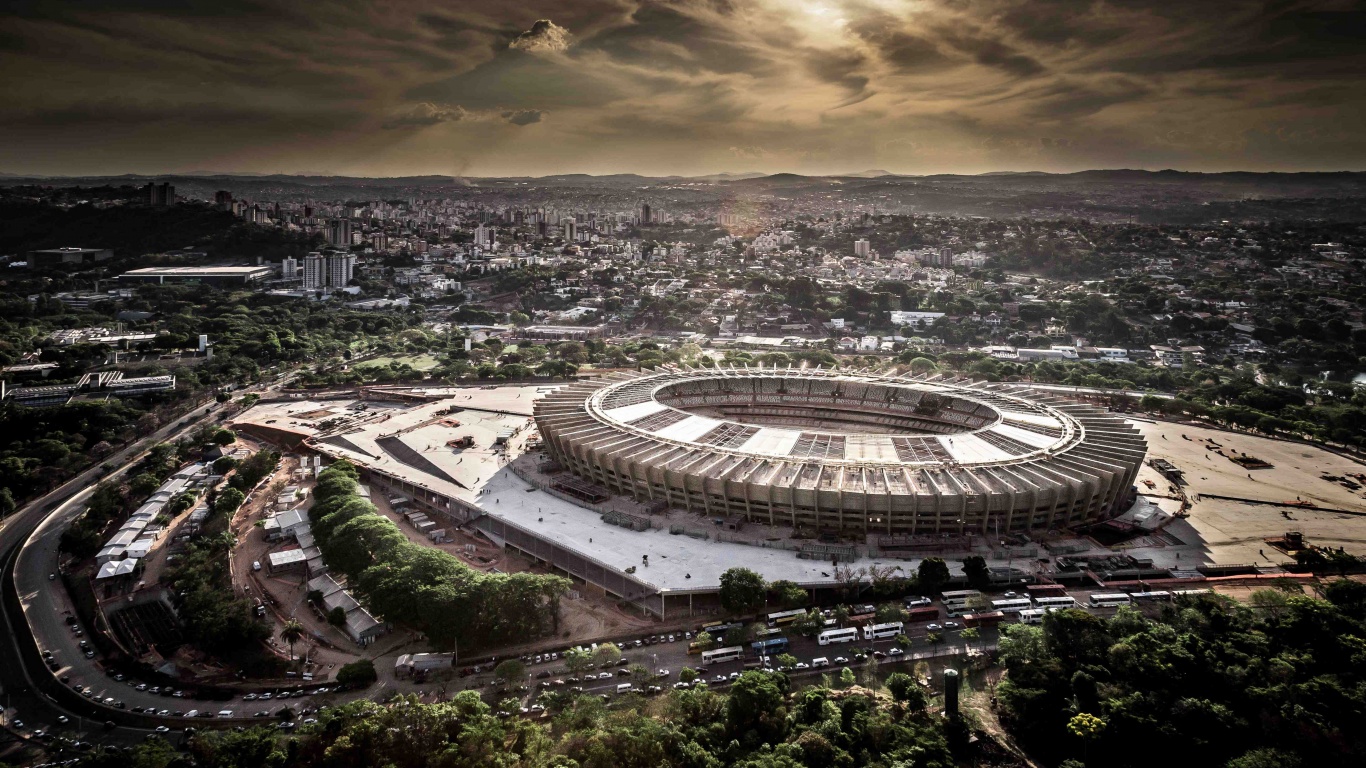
[{"x1": 0, "y1": 0, "x2": 1364, "y2": 175}]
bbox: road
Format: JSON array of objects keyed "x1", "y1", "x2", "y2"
[{"x1": 0, "y1": 381, "x2": 308, "y2": 749}]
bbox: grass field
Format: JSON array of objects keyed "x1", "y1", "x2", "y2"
[{"x1": 356, "y1": 353, "x2": 441, "y2": 371}]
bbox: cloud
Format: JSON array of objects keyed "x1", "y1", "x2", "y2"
[
  {"x1": 0, "y1": 1, "x2": 1364, "y2": 175},
  {"x1": 382, "y1": 102, "x2": 471, "y2": 129},
  {"x1": 508, "y1": 19, "x2": 572, "y2": 52},
  {"x1": 383, "y1": 102, "x2": 545, "y2": 129},
  {"x1": 502, "y1": 109, "x2": 544, "y2": 125}
]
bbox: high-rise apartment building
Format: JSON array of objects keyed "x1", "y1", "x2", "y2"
[
  {"x1": 328, "y1": 253, "x2": 356, "y2": 287},
  {"x1": 640, "y1": 204, "x2": 652, "y2": 225},
  {"x1": 327, "y1": 218, "x2": 352, "y2": 248},
  {"x1": 281, "y1": 257, "x2": 298, "y2": 280},
  {"x1": 564, "y1": 218, "x2": 577, "y2": 242},
  {"x1": 303, "y1": 253, "x2": 327, "y2": 289},
  {"x1": 144, "y1": 182, "x2": 174, "y2": 206},
  {"x1": 854, "y1": 239, "x2": 871, "y2": 258}
]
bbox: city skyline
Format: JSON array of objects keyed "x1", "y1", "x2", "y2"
[{"x1": 2, "y1": 1, "x2": 1363, "y2": 177}]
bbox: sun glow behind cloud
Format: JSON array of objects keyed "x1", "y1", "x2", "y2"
[{"x1": 0, "y1": 0, "x2": 1362, "y2": 176}]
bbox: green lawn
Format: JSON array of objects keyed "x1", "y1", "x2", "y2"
[{"x1": 356, "y1": 353, "x2": 441, "y2": 372}]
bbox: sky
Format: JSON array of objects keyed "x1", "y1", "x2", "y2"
[{"x1": 1, "y1": 0, "x2": 1364, "y2": 178}]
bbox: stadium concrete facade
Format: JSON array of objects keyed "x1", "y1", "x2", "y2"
[{"x1": 535, "y1": 367, "x2": 1147, "y2": 535}]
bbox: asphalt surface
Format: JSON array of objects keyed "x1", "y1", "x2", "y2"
[{"x1": 0, "y1": 393, "x2": 287, "y2": 750}]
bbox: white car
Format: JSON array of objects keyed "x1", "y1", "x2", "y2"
[
  {"x1": 727, "y1": 672, "x2": 740, "y2": 681},
  {"x1": 793, "y1": 662, "x2": 810, "y2": 670},
  {"x1": 656, "y1": 669, "x2": 670, "y2": 678},
  {"x1": 906, "y1": 596, "x2": 932, "y2": 607},
  {"x1": 926, "y1": 623, "x2": 943, "y2": 631},
  {"x1": 888, "y1": 647, "x2": 904, "y2": 656},
  {"x1": 597, "y1": 671, "x2": 612, "y2": 680},
  {"x1": 833, "y1": 656, "x2": 850, "y2": 664},
  {"x1": 252, "y1": 561, "x2": 261, "y2": 571},
  {"x1": 943, "y1": 621, "x2": 961, "y2": 630}
]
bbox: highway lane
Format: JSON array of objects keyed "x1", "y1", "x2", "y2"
[{"x1": 0, "y1": 394, "x2": 274, "y2": 746}]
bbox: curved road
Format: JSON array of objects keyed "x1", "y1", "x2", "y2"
[{"x1": 0, "y1": 396, "x2": 258, "y2": 749}]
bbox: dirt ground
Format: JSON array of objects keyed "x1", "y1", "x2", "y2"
[{"x1": 1133, "y1": 419, "x2": 1366, "y2": 563}]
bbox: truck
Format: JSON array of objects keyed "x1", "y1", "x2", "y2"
[{"x1": 395, "y1": 653, "x2": 454, "y2": 676}]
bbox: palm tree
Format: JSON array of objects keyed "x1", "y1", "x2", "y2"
[{"x1": 280, "y1": 619, "x2": 305, "y2": 662}]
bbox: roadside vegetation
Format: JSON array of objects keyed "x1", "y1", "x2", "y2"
[
  {"x1": 308, "y1": 460, "x2": 570, "y2": 650},
  {"x1": 997, "y1": 580, "x2": 1366, "y2": 767}
]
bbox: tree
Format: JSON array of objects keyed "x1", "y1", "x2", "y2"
[
  {"x1": 961, "y1": 555, "x2": 991, "y2": 589},
  {"x1": 493, "y1": 659, "x2": 527, "y2": 685},
  {"x1": 770, "y1": 579, "x2": 809, "y2": 609},
  {"x1": 279, "y1": 619, "x2": 304, "y2": 662},
  {"x1": 212, "y1": 428, "x2": 237, "y2": 446},
  {"x1": 885, "y1": 672, "x2": 926, "y2": 712},
  {"x1": 838, "y1": 667, "x2": 856, "y2": 688},
  {"x1": 564, "y1": 647, "x2": 593, "y2": 674},
  {"x1": 591, "y1": 643, "x2": 621, "y2": 668},
  {"x1": 691, "y1": 631, "x2": 715, "y2": 652},
  {"x1": 876, "y1": 603, "x2": 906, "y2": 623},
  {"x1": 328, "y1": 606, "x2": 347, "y2": 626},
  {"x1": 212, "y1": 456, "x2": 239, "y2": 475},
  {"x1": 719, "y1": 567, "x2": 766, "y2": 614},
  {"x1": 1068, "y1": 712, "x2": 1106, "y2": 762},
  {"x1": 214, "y1": 487, "x2": 246, "y2": 516},
  {"x1": 0, "y1": 487, "x2": 14, "y2": 518},
  {"x1": 961, "y1": 626, "x2": 981, "y2": 657},
  {"x1": 775, "y1": 653, "x2": 799, "y2": 670},
  {"x1": 336, "y1": 659, "x2": 378, "y2": 688},
  {"x1": 917, "y1": 558, "x2": 951, "y2": 593},
  {"x1": 908, "y1": 356, "x2": 938, "y2": 375},
  {"x1": 678, "y1": 667, "x2": 698, "y2": 684}
]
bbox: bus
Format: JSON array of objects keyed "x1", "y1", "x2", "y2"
[
  {"x1": 1129, "y1": 591, "x2": 1173, "y2": 604},
  {"x1": 1089, "y1": 593, "x2": 1132, "y2": 608},
  {"x1": 990, "y1": 598, "x2": 1034, "y2": 614},
  {"x1": 863, "y1": 621, "x2": 905, "y2": 641},
  {"x1": 1027, "y1": 584, "x2": 1068, "y2": 599},
  {"x1": 701, "y1": 646, "x2": 745, "y2": 666},
  {"x1": 1033, "y1": 596, "x2": 1078, "y2": 609},
  {"x1": 945, "y1": 603, "x2": 980, "y2": 618},
  {"x1": 751, "y1": 637, "x2": 790, "y2": 656},
  {"x1": 702, "y1": 621, "x2": 743, "y2": 639},
  {"x1": 817, "y1": 628, "x2": 859, "y2": 646},
  {"x1": 700, "y1": 620, "x2": 725, "y2": 631},
  {"x1": 754, "y1": 627, "x2": 783, "y2": 640},
  {"x1": 940, "y1": 589, "x2": 983, "y2": 607},
  {"x1": 1171, "y1": 588, "x2": 1213, "y2": 599},
  {"x1": 1019, "y1": 606, "x2": 1068, "y2": 625},
  {"x1": 906, "y1": 606, "x2": 939, "y2": 623},
  {"x1": 766, "y1": 609, "x2": 807, "y2": 627},
  {"x1": 963, "y1": 611, "x2": 1007, "y2": 628}
]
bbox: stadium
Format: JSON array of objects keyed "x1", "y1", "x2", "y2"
[{"x1": 535, "y1": 367, "x2": 1147, "y2": 535}]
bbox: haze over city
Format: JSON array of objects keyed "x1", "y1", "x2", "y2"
[{"x1": 3, "y1": 0, "x2": 1364, "y2": 177}]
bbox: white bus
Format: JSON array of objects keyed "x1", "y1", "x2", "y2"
[
  {"x1": 766, "y1": 608, "x2": 807, "y2": 627},
  {"x1": 701, "y1": 646, "x2": 745, "y2": 666},
  {"x1": 990, "y1": 598, "x2": 1035, "y2": 614},
  {"x1": 818, "y1": 628, "x2": 859, "y2": 646},
  {"x1": 1089, "y1": 593, "x2": 1132, "y2": 608},
  {"x1": 1130, "y1": 591, "x2": 1173, "y2": 604},
  {"x1": 1171, "y1": 588, "x2": 1213, "y2": 599},
  {"x1": 940, "y1": 589, "x2": 982, "y2": 607},
  {"x1": 862, "y1": 621, "x2": 905, "y2": 641},
  {"x1": 1033, "y1": 596, "x2": 1079, "y2": 609},
  {"x1": 1018, "y1": 606, "x2": 1070, "y2": 624}
]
